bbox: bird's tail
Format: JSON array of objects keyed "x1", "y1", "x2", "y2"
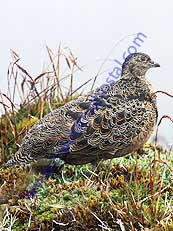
[{"x1": 5, "y1": 150, "x2": 34, "y2": 167}]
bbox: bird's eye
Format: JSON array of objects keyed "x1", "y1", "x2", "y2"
[{"x1": 141, "y1": 57, "x2": 146, "y2": 61}]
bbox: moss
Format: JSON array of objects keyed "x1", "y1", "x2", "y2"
[{"x1": 1, "y1": 147, "x2": 173, "y2": 230}]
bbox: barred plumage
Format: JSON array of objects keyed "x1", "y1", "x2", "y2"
[{"x1": 6, "y1": 53, "x2": 160, "y2": 167}]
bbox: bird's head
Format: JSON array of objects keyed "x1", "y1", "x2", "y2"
[{"x1": 122, "y1": 52, "x2": 160, "y2": 78}]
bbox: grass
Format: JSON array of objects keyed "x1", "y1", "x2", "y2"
[
  {"x1": 0, "y1": 46, "x2": 173, "y2": 230},
  {"x1": 1, "y1": 149, "x2": 173, "y2": 230}
]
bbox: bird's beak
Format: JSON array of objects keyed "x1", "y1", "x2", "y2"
[
  {"x1": 150, "y1": 60, "x2": 160, "y2": 68},
  {"x1": 153, "y1": 62, "x2": 160, "y2": 67}
]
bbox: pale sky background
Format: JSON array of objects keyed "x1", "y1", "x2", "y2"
[{"x1": 0, "y1": 0, "x2": 173, "y2": 146}]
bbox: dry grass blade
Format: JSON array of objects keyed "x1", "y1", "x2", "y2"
[
  {"x1": 46, "y1": 45, "x2": 64, "y2": 102},
  {"x1": 155, "y1": 115, "x2": 173, "y2": 146}
]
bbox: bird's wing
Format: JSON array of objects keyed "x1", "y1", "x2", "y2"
[{"x1": 54, "y1": 93, "x2": 146, "y2": 159}]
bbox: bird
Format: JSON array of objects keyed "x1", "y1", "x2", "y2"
[{"x1": 5, "y1": 52, "x2": 160, "y2": 167}]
